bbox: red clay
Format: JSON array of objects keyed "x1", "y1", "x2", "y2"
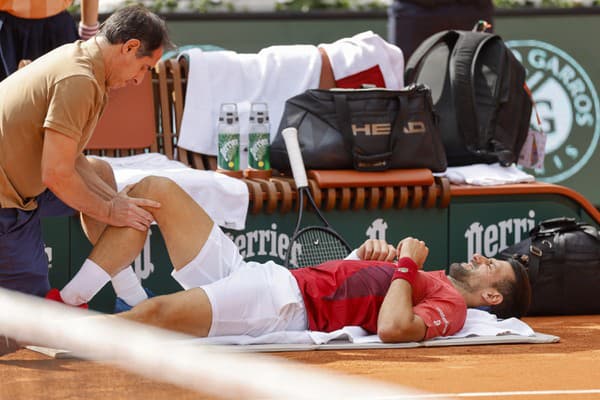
[{"x1": 1, "y1": 315, "x2": 599, "y2": 400}]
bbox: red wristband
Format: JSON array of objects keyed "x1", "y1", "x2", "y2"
[{"x1": 391, "y1": 257, "x2": 419, "y2": 286}]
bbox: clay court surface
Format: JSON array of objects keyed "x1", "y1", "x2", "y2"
[{"x1": 0, "y1": 314, "x2": 598, "y2": 400}]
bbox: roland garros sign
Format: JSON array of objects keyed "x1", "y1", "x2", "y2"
[{"x1": 507, "y1": 40, "x2": 600, "y2": 183}]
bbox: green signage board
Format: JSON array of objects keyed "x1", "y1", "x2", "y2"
[
  {"x1": 496, "y1": 16, "x2": 600, "y2": 205},
  {"x1": 448, "y1": 194, "x2": 587, "y2": 264},
  {"x1": 226, "y1": 207, "x2": 448, "y2": 269},
  {"x1": 43, "y1": 186, "x2": 598, "y2": 313}
]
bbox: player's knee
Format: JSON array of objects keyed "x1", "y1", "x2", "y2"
[
  {"x1": 130, "y1": 176, "x2": 177, "y2": 200},
  {"x1": 128, "y1": 295, "x2": 170, "y2": 326}
]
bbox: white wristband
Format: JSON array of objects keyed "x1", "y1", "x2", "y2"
[{"x1": 78, "y1": 21, "x2": 99, "y2": 40}]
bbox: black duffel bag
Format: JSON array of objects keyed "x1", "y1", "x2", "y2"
[
  {"x1": 271, "y1": 84, "x2": 447, "y2": 173},
  {"x1": 500, "y1": 217, "x2": 600, "y2": 316}
]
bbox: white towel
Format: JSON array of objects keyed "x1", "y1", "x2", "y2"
[
  {"x1": 177, "y1": 31, "x2": 405, "y2": 159},
  {"x1": 192, "y1": 308, "x2": 534, "y2": 345},
  {"x1": 177, "y1": 45, "x2": 321, "y2": 161},
  {"x1": 96, "y1": 154, "x2": 249, "y2": 230},
  {"x1": 319, "y1": 30, "x2": 404, "y2": 89},
  {"x1": 432, "y1": 308, "x2": 534, "y2": 339},
  {"x1": 443, "y1": 163, "x2": 536, "y2": 186}
]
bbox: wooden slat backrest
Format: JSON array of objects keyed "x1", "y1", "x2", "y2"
[
  {"x1": 155, "y1": 57, "x2": 215, "y2": 169},
  {"x1": 155, "y1": 59, "x2": 177, "y2": 161},
  {"x1": 85, "y1": 70, "x2": 157, "y2": 156}
]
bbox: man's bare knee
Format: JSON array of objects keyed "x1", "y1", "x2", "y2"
[
  {"x1": 128, "y1": 176, "x2": 177, "y2": 201},
  {"x1": 121, "y1": 296, "x2": 168, "y2": 326},
  {"x1": 119, "y1": 289, "x2": 212, "y2": 337}
]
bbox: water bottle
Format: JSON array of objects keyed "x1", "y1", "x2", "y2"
[
  {"x1": 217, "y1": 103, "x2": 240, "y2": 172},
  {"x1": 248, "y1": 102, "x2": 270, "y2": 171}
]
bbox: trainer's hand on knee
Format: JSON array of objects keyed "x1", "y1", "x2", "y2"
[
  {"x1": 356, "y1": 239, "x2": 396, "y2": 261},
  {"x1": 108, "y1": 190, "x2": 161, "y2": 231}
]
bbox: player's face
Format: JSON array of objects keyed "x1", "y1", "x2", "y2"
[
  {"x1": 108, "y1": 42, "x2": 163, "y2": 89},
  {"x1": 449, "y1": 254, "x2": 515, "y2": 290}
]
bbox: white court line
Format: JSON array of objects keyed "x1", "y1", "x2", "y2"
[{"x1": 379, "y1": 389, "x2": 600, "y2": 399}]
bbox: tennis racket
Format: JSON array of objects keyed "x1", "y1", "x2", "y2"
[{"x1": 282, "y1": 127, "x2": 352, "y2": 269}]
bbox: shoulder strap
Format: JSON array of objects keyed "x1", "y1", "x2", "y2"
[
  {"x1": 405, "y1": 30, "x2": 459, "y2": 84},
  {"x1": 332, "y1": 93, "x2": 357, "y2": 156},
  {"x1": 530, "y1": 217, "x2": 600, "y2": 241},
  {"x1": 449, "y1": 31, "x2": 498, "y2": 152}
]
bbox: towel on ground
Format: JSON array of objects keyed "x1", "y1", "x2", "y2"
[
  {"x1": 27, "y1": 308, "x2": 557, "y2": 359},
  {"x1": 191, "y1": 309, "x2": 534, "y2": 346},
  {"x1": 177, "y1": 31, "x2": 404, "y2": 159},
  {"x1": 96, "y1": 153, "x2": 249, "y2": 230},
  {"x1": 442, "y1": 163, "x2": 535, "y2": 186}
]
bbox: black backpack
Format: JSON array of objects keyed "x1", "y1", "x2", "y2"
[
  {"x1": 405, "y1": 24, "x2": 532, "y2": 167},
  {"x1": 500, "y1": 217, "x2": 600, "y2": 316}
]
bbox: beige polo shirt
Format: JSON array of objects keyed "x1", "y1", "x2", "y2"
[{"x1": 0, "y1": 40, "x2": 108, "y2": 210}]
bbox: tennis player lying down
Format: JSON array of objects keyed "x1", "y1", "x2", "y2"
[{"x1": 72, "y1": 176, "x2": 531, "y2": 342}]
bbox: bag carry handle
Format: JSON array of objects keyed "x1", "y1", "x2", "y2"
[
  {"x1": 529, "y1": 217, "x2": 600, "y2": 240},
  {"x1": 405, "y1": 30, "x2": 459, "y2": 84},
  {"x1": 527, "y1": 218, "x2": 600, "y2": 287},
  {"x1": 532, "y1": 217, "x2": 578, "y2": 234},
  {"x1": 333, "y1": 92, "x2": 408, "y2": 171}
]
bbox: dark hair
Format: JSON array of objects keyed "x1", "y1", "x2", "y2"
[
  {"x1": 98, "y1": 4, "x2": 173, "y2": 57},
  {"x1": 489, "y1": 254, "x2": 532, "y2": 319}
]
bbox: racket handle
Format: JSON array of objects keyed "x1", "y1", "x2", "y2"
[{"x1": 282, "y1": 127, "x2": 308, "y2": 189}]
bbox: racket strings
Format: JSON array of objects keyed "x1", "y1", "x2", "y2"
[{"x1": 292, "y1": 228, "x2": 350, "y2": 269}]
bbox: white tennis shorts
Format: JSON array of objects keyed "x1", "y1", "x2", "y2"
[{"x1": 171, "y1": 225, "x2": 308, "y2": 337}]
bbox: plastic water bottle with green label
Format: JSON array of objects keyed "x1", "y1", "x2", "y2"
[
  {"x1": 248, "y1": 102, "x2": 270, "y2": 170},
  {"x1": 217, "y1": 103, "x2": 240, "y2": 171}
]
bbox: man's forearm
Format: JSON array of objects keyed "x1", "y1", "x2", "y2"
[
  {"x1": 44, "y1": 162, "x2": 112, "y2": 223},
  {"x1": 75, "y1": 156, "x2": 117, "y2": 201},
  {"x1": 377, "y1": 257, "x2": 427, "y2": 342},
  {"x1": 377, "y1": 280, "x2": 425, "y2": 342},
  {"x1": 80, "y1": 0, "x2": 99, "y2": 26}
]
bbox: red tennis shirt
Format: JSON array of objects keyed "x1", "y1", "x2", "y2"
[{"x1": 291, "y1": 259, "x2": 467, "y2": 339}]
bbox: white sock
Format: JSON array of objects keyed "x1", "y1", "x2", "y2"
[
  {"x1": 111, "y1": 267, "x2": 148, "y2": 306},
  {"x1": 60, "y1": 259, "x2": 111, "y2": 305}
]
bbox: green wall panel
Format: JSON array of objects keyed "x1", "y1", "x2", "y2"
[
  {"x1": 42, "y1": 217, "x2": 71, "y2": 290},
  {"x1": 41, "y1": 186, "x2": 597, "y2": 314},
  {"x1": 227, "y1": 206, "x2": 448, "y2": 269},
  {"x1": 449, "y1": 194, "x2": 587, "y2": 264},
  {"x1": 495, "y1": 16, "x2": 600, "y2": 206},
  {"x1": 167, "y1": 18, "x2": 387, "y2": 52}
]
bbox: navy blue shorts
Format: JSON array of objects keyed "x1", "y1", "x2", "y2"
[
  {"x1": 0, "y1": 10, "x2": 78, "y2": 81},
  {"x1": 0, "y1": 190, "x2": 76, "y2": 296}
]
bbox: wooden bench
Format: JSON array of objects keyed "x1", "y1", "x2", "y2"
[
  {"x1": 87, "y1": 56, "x2": 600, "y2": 225},
  {"x1": 147, "y1": 57, "x2": 458, "y2": 215}
]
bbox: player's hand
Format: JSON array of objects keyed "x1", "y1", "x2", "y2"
[
  {"x1": 356, "y1": 239, "x2": 397, "y2": 261},
  {"x1": 396, "y1": 237, "x2": 429, "y2": 269},
  {"x1": 107, "y1": 185, "x2": 161, "y2": 231}
]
